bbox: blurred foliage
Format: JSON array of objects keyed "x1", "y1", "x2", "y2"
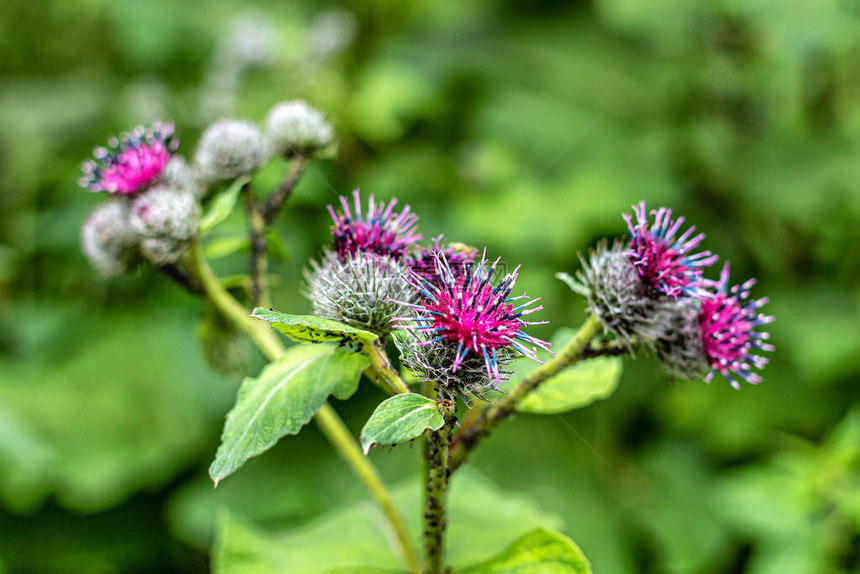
[{"x1": 1, "y1": 0, "x2": 859, "y2": 572}]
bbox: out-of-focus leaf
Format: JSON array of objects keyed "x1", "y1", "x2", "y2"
[
  {"x1": 209, "y1": 344, "x2": 369, "y2": 486},
  {"x1": 212, "y1": 469, "x2": 563, "y2": 573},
  {"x1": 458, "y1": 528, "x2": 591, "y2": 574},
  {"x1": 360, "y1": 393, "x2": 442, "y2": 454},
  {"x1": 0, "y1": 309, "x2": 234, "y2": 512},
  {"x1": 0, "y1": 406, "x2": 55, "y2": 513},
  {"x1": 266, "y1": 230, "x2": 290, "y2": 262},
  {"x1": 200, "y1": 176, "x2": 250, "y2": 233},
  {"x1": 205, "y1": 236, "x2": 250, "y2": 259},
  {"x1": 251, "y1": 308, "x2": 377, "y2": 346}
]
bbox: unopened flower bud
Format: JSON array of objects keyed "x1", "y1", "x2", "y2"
[
  {"x1": 304, "y1": 250, "x2": 414, "y2": 335},
  {"x1": 265, "y1": 100, "x2": 334, "y2": 156},
  {"x1": 129, "y1": 185, "x2": 199, "y2": 265},
  {"x1": 158, "y1": 155, "x2": 206, "y2": 198},
  {"x1": 654, "y1": 299, "x2": 710, "y2": 381},
  {"x1": 81, "y1": 200, "x2": 139, "y2": 277},
  {"x1": 195, "y1": 119, "x2": 271, "y2": 182}
]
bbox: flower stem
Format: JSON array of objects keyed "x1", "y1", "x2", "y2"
[
  {"x1": 423, "y1": 393, "x2": 456, "y2": 574},
  {"x1": 242, "y1": 184, "x2": 270, "y2": 307},
  {"x1": 448, "y1": 314, "x2": 603, "y2": 472},
  {"x1": 190, "y1": 240, "x2": 419, "y2": 573},
  {"x1": 363, "y1": 338, "x2": 411, "y2": 394}
]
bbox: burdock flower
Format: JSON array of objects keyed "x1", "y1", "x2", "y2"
[
  {"x1": 698, "y1": 263, "x2": 774, "y2": 388},
  {"x1": 577, "y1": 240, "x2": 678, "y2": 348},
  {"x1": 80, "y1": 121, "x2": 177, "y2": 195},
  {"x1": 624, "y1": 201, "x2": 718, "y2": 299},
  {"x1": 304, "y1": 250, "x2": 414, "y2": 335},
  {"x1": 393, "y1": 251, "x2": 551, "y2": 397},
  {"x1": 655, "y1": 264, "x2": 774, "y2": 387},
  {"x1": 409, "y1": 236, "x2": 477, "y2": 289},
  {"x1": 328, "y1": 189, "x2": 421, "y2": 261}
]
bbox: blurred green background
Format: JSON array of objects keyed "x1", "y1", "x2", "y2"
[{"x1": 2, "y1": 0, "x2": 860, "y2": 572}]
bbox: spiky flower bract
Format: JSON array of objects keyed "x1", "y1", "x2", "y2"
[
  {"x1": 194, "y1": 119, "x2": 271, "y2": 182},
  {"x1": 393, "y1": 251, "x2": 550, "y2": 397},
  {"x1": 305, "y1": 250, "x2": 414, "y2": 335},
  {"x1": 409, "y1": 236, "x2": 477, "y2": 289},
  {"x1": 624, "y1": 201, "x2": 717, "y2": 299},
  {"x1": 654, "y1": 299, "x2": 710, "y2": 381},
  {"x1": 577, "y1": 240, "x2": 678, "y2": 348},
  {"x1": 81, "y1": 200, "x2": 140, "y2": 277},
  {"x1": 698, "y1": 263, "x2": 774, "y2": 388},
  {"x1": 80, "y1": 121, "x2": 177, "y2": 195},
  {"x1": 265, "y1": 100, "x2": 334, "y2": 156},
  {"x1": 158, "y1": 156, "x2": 205, "y2": 198},
  {"x1": 328, "y1": 189, "x2": 421, "y2": 262},
  {"x1": 128, "y1": 185, "x2": 199, "y2": 265}
]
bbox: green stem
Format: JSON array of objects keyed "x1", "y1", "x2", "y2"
[
  {"x1": 423, "y1": 393, "x2": 456, "y2": 574},
  {"x1": 191, "y1": 241, "x2": 419, "y2": 573},
  {"x1": 314, "y1": 401, "x2": 420, "y2": 573},
  {"x1": 363, "y1": 338, "x2": 411, "y2": 394},
  {"x1": 243, "y1": 185, "x2": 270, "y2": 307},
  {"x1": 448, "y1": 314, "x2": 603, "y2": 472}
]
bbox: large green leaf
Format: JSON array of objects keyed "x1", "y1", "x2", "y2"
[
  {"x1": 200, "y1": 176, "x2": 250, "y2": 233},
  {"x1": 360, "y1": 394, "x2": 443, "y2": 454},
  {"x1": 209, "y1": 344, "x2": 369, "y2": 486},
  {"x1": 212, "y1": 469, "x2": 562, "y2": 573},
  {"x1": 251, "y1": 309, "x2": 378, "y2": 346},
  {"x1": 459, "y1": 528, "x2": 591, "y2": 573},
  {"x1": 504, "y1": 328, "x2": 622, "y2": 414}
]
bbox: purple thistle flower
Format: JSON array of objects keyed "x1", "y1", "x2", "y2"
[
  {"x1": 80, "y1": 121, "x2": 177, "y2": 195},
  {"x1": 623, "y1": 201, "x2": 718, "y2": 299},
  {"x1": 393, "y1": 250, "x2": 550, "y2": 390},
  {"x1": 328, "y1": 189, "x2": 421, "y2": 261},
  {"x1": 698, "y1": 263, "x2": 774, "y2": 388},
  {"x1": 409, "y1": 235, "x2": 477, "y2": 289}
]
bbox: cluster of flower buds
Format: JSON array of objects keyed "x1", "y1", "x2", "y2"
[
  {"x1": 80, "y1": 100, "x2": 335, "y2": 277},
  {"x1": 305, "y1": 189, "x2": 551, "y2": 398},
  {"x1": 80, "y1": 121, "x2": 201, "y2": 274},
  {"x1": 576, "y1": 201, "x2": 774, "y2": 388}
]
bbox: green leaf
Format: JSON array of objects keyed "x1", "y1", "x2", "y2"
[
  {"x1": 212, "y1": 469, "x2": 562, "y2": 574},
  {"x1": 516, "y1": 357, "x2": 621, "y2": 414},
  {"x1": 209, "y1": 344, "x2": 369, "y2": 486},
  {"x1": 200, "y1": 176, "x2": 250, "y2": 233},
  {"x1": 459, "y1": 528, "x2": 591, "y2": 574},
  {"x1": 251, "y1": 308, "x2": 378, "y2": 346},
  {"x1": 204, "y1": 236, "x2": 250, "y2": 260},
  {"x1": 360, "y1": 394, "x2": 443, "y2": 454},
  {"x1": 504, "y1": 328, "x2": 622, "y2": 414},
  {"x1": 555, "y1": 272, "x2": 588, "y2": 297}
]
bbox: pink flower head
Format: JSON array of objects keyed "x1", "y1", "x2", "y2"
[
  {"x1": 328, "y1": 189, "x2": 421, "y2": 262},
  {"x1": 394, "y1": 250, "x2": 551, "y2": 384},
  {"x1": 623, "y1": 201, "x2": 718, "y2": 299},
  {"x1": 80, "y1": 121, "x2": 177, "y2": 195},
  {"x1": 698, "y1": 263, "x2": 774, "y2": 388},
  {"x1": 409, "y1": 235, "x2": 477, "y2": 289}
]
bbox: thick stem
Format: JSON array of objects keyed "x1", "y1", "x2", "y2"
[
  {"x1": 314, "y1": 402, "x2": 420, "y2": 573},
  {"x1": 363, "y1": 338, "x2": 411, "y2": 394},
  {"x1": 243, "y1": 185, "x2": 270, "y2": 307},
  {"x1": 190, "y1": 241, "x2": 419, "y2": 572},
  {"x1": 448, "y1": 314, "x2": 603, "y2": 472},
  {"x1": 423, "y1": 393, "x2": 456, "y2": 574}
]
